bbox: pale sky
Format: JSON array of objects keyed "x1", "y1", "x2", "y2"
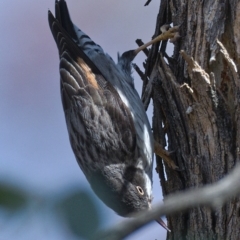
[{"x1": 0, "y1": 0, "x2": 170, "y2": 239}]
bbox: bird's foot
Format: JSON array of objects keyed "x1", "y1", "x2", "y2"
[
  {"x1": 154, "y1": 141, "x2": 179, "y2": 170},
  {"x1": 134, "y1": 25, "x2": 180, "y2": 55}
]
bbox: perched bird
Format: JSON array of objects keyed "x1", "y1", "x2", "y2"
[{"x1": 48, "y1": 0, "x2": 171, "y2": 231}]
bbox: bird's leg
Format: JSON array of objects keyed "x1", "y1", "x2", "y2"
[
  {"x1": 134, "y1": 25, "x2": 180, "y2": 56},
  {"x1": 154, "y1": 141, "x2": 179, "y2": 170}
]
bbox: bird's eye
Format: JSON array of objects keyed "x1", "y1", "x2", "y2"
[{"x1": 136, "y1": 186, "x2": 144, "y2": 195}]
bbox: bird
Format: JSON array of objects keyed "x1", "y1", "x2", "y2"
[{"x1": 48, "y1": 0, "x2": 172, "y2": 232}]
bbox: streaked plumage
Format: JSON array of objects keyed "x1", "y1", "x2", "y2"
[{"x1": 48, "y1": 0, "x2": 154, "y2": 217}]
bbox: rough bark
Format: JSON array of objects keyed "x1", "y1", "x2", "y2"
[{"x1": 144, "y1": 0, "x2": 240, "y2": 239}]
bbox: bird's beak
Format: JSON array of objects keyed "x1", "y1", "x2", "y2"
[
  {"x1": 156, "y1": 218, "x2": 171, "y2": 232},
  {"x1": 148, "y1": 201, "x2": 171, "y2": 232}
]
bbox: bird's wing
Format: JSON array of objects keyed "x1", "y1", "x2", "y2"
[{"x1": 48, "y1": 8, "x2": 137, "y2": 170}]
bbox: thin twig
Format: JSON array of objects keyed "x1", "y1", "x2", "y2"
[
  {"x1": 132, "y1": 63, "x2": 145, "y2": 81},
  {"x1": 92, "y1": 163, "x2": 240, "y2": 240},
  {"x1": 135, "y1": 39, "x2": 149, "y2": 56},
  {"x1": 144, "y1": 0, "x2": 152, "y2": 6}
]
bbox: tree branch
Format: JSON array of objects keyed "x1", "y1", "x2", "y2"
[{"x1": 92, "y1": 163, "x2": 240, "y2": 240}]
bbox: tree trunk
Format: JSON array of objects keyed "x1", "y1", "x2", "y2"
[{"x1": 144, "y1": 0, "x2": 240, "y2": 239}]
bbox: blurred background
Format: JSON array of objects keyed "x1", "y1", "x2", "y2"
[{"x1": 0, "y1": 0, "x2": 171, "y2": 239}]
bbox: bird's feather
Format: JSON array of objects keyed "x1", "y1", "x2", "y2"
[{"x1": 48, "y1": 8, "x2": 137, "y2": 175}]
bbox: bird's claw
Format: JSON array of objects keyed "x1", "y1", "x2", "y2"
[{"x1": 154, "y1": 141, "x2": 179, "y2": 170}]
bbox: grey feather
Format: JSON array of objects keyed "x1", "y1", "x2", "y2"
[{"x1": 48, "y1": 0, "x2": 154, "y2": 217}]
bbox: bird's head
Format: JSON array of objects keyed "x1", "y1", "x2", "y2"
[{"x1": 89, "y1": 164, "x2": 152, "y2": 217}]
